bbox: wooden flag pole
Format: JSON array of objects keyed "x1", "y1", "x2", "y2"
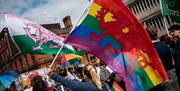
[
  {"x1": 49, "y1": 1, "x2": 93, "y2": 69},
  {"x1": 64, "y1": 0, "x2": 93, "y2": 38},
  {"x1": 49, "y1": 44, "x2": 64, "y2": 69}
]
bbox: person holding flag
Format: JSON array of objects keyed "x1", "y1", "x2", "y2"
[{"x1": 46, "y1": 64, "x2": 110, "y2": 91}]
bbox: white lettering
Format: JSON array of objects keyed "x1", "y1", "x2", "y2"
[{"x1": 169, "y1": 9, "x2": 180, "y2": 17}]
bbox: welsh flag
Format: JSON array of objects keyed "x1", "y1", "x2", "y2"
[{"x1": 5, "y1": 13, "x2": 75, "y2": 54}]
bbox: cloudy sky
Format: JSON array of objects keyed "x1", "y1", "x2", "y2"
[{"x1": 0, "y1": 0, "x2": 90, "y2": 31}]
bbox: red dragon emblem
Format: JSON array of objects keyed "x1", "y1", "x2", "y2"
[{"x1": 23, "y1": 23, "x2": 64, "y2": 50}]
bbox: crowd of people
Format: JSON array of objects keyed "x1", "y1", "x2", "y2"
[
  {"x1": 22, "y1": 58, "x2": 121, "y2": 91},
  {"x1": 22, "y1": 24, "x2": 180, "y2": 91},
  {"x1": 146, "y1": 24, "x2": 180, "y2": 91}
]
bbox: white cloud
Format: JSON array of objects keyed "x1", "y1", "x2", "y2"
[
  {"x1": 0, "y1": 0, "x2": 90, "y2": 31},
  {"x1": 22, "y1": 0, "x2": 89, "y2": 26},
  {"x1": 0, "y1": 0, "x2": 32, "y2": 15}
]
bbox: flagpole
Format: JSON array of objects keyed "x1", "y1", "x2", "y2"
[
  {"x1": 49, "y1": 44, "x2": 64, "y2": 69},
  {"x1": 64, "y1": 0, "x2": 93, "y2": 39},
  {"x1": 64, "y1": 0, "x2": 93, "y2": 63},
  {"x1": 163, "y1": 16, "x2": 170, "y2": 36},
  {"x1": 75, "y1": 0, "x2": 93, "y2": 26},
  {"x1": 49, "y1": 1, "x2": 93, "y2": 69}
]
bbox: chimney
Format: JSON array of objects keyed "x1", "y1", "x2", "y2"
[{"x1": 63, "y1": 16, "x2": 73, "y2": 31}]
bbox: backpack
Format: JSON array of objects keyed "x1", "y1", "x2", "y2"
[{"x1": 99, "y1": 66, "x2": 111, "y2": 82}]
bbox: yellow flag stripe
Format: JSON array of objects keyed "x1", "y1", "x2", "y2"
[
  {"x1": 89, "y1": 3, "x2": 116, "y2": 22},
  {"x1": 138, "y1": 51, "x2": 163, "y2": 86},
  {"x1": 89, "y1": 3, "x2": 102, "y2": 17},
  {"x1": 144, "y1": 66, "x2": 163, "y2": 86},
  {"x1": 65, "y1": 54, "x2": 83, "y2": 61}
]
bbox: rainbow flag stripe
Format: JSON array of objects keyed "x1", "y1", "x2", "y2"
[
  {"x1": 65, "y1": 0, "x2": 168, "y2": 91},
  {"x1": 61, "y1": 54, "x2": 82, "y2": 64},
  {"x1": 111, "y1": 81, "x2": 123, "y2": 91}
]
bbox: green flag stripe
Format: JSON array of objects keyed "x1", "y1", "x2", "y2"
[{"x1": 13, "y1": 35, "x2": 75, "y2": 54}]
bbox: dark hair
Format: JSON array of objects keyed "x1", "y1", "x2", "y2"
[
  {"x1": 68, "y1": 66, "x2": 75, "y2": 74},
  {"x1": 55, "y1": 66, "x2": 67, "y2": 77},
  {"x1": 168, "y1": 24, "x2": 180, "y2": 32},
  {"x1": 31, "y1": 76, "x2": 48, "y2": 91},
  {"x1": 83, "y1": 68, "x2": 92, "y2": 79},
  {"x1": 160, "y1": 34, "x2": 170, "y2": 44},
  {"x1": 160, "y1": 34, "x2": 176, "y2": 48},
  {"x1": 75, "y1": 67, "x2": 83, "y2": 78},
  {"x1": 146, "y1": 26, "x2": 158, "y2": 40}
]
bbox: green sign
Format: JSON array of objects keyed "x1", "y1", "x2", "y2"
[
  {"x1": 160, "y1": 0, "x2": 180, "y2": 23},
  {"x1": 168, "y1": 0, "x2": 180, "y2": 23}
]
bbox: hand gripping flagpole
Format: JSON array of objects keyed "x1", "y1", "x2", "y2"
[{"x1": 49, "y1": 0, "x2": 93, "y2": 69}]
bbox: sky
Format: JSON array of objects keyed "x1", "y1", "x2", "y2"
[{"x1": 0, "y1": 0, "x2": 90, "y2": 31}]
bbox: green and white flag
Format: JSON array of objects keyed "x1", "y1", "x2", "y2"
[
  {"x1": 160, "y1": 0, "x2": 180, "y2": 23},
  {"x1": 5, "y1": 13, "x2": 75, "y2": 54}
]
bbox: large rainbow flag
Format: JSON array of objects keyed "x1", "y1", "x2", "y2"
[{"x1": 64, "y1": 0, "x2": 168, "y2": 91}]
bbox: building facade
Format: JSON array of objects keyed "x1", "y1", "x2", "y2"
[
  {"x1": 126, "y1": 0, "x2": 175, "y2": 36},
  {"x1": 0, "y1": 28, "x2": 19, "y2": 73}
]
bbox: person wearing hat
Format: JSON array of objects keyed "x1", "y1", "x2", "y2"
[{"x1": 169, "y1": 24, "x2": 180, "y2": 87}]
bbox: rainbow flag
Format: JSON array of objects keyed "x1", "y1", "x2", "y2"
[
  {"x1": 64, "y1": 0, "x2": 168, "y2": 91},
  {"x1": 111, "y1": 81, "x2": 123, "y2": 91},
  {"x1": 61, "y1": 54, "x2": 82, "y2": 64}
]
